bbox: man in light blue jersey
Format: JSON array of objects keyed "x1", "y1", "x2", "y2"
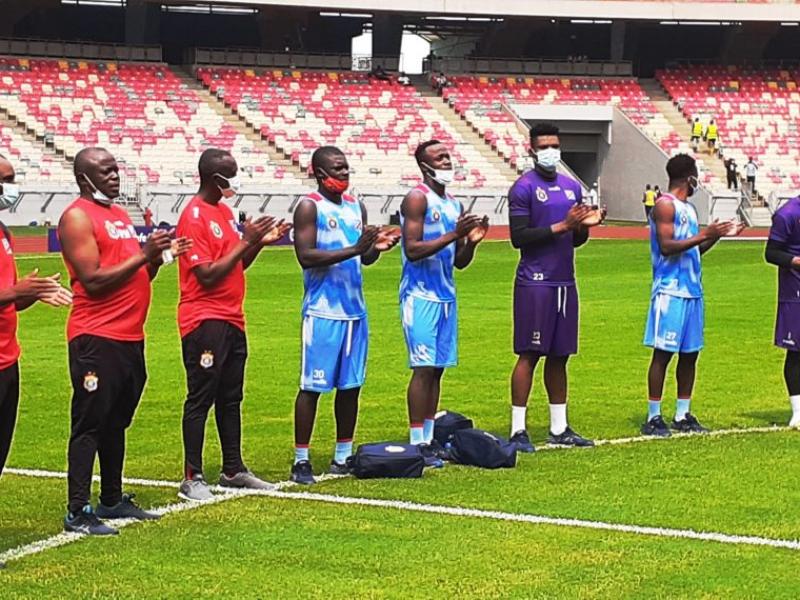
[
  {"x1": 400, "y1": 140, "x2": 488, "y2": 466},
  {"x1": 290, "y1": 146, "x2": 399, "y2": 484},
  {"x1": 643, "y1": 154, "x2": 744, "y2": 437}
]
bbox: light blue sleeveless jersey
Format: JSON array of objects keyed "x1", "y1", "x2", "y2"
[
  {"x1": 649, "y1": 194, "x2": 703, "y2": 298},
  {"x1": 399, "y1": 183, "x2": 461, "y2": 302},
  {"x1": 302, "y1": 191, "x2": 366, "y2": 320}
]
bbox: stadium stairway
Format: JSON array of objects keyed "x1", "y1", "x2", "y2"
[
  {"x1": 0, "y1": 107, "x2": 73, "y2": 181},
  {"x1": 640, "y1": 78, "x2": 729, "y2": 184},
  {"x1": 175, "y1": 68, "x2": 312, "y2": 184},
  {"x1": 413, "y1": 77, "x2": 520, "y2": 187}
]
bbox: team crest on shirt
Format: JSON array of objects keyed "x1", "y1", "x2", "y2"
[
  {"x1": 328, "y1": 217, "x2": 338, "y2": 230},
  {"x1": 535, "y1": 187, "x2": 548, "y2": 203},
  {"x1": 200, "y1": 351, "x2": 214, "y2": 369},
  {"x1": 210, "y1": 221, "x2": 223, "y2": 239},
  {"x1": 432, "y1": 210, "x2": 441, "y2": 222},
  {"x1": 83, "y1": 372, "x2": 99, "y2": 392}
]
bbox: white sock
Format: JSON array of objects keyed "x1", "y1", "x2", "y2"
[
  {"x1": 549, "y1": 403, "x2": 567, "y2": 436},
  {"x1": 790, "y1": 396, "x2": 800, "y2": 425},
  {"x1": 511, "y1": 406, "x2": 527, "y2": 435}
]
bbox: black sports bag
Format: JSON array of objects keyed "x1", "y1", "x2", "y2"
[
  {"x1": 347, "y1": 442, "x2": 425, "y2": 479},
  {"x1": 448, "y1": 429, "x2": 517, "y2": 469},
  {"x1": 433, "y1": 410, "x2": 474, "y2": 445}
]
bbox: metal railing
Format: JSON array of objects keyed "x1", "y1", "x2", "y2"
[
  {"x1": 190, "y1": 48, "x2": 401, "y2": 72},
  {"x1": 0, "y1": 37, "x2": 161, "y2": 62},
  {"x1": 427, "y1": 57, "x2": 633, "y2": 77}
]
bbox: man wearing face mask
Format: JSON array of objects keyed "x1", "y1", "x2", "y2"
[
  {"x1": 0, "y1": 157, "x2": 72, "y2": 561},
  {"x1": 176, "y1": 148, "x2": 290, "y2": 501},
  {"x1": 400, "y1": 140, "x2": 488, "y2": 466},
  {"x1": 642, "y1": 154, "x2": 744, "y2": 437},
  {"x1": 507, "y1": 123, "x2": 603, "y2": 452},
  {"x1": 59, "y1": 147, "x2": 193, "y2": 535},
  {"x1": 290, "y1": 146, "x2": 399, "y2": 484}
]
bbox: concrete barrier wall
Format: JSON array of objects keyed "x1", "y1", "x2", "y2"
[{"x1": 598, "y1": 108, "x2": 710, "y2": 224}]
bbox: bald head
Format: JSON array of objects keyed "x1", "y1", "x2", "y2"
[
  {"x1": 0, "y1": 154, "x2": 14, "y2": 184},
  {"x1": 74, "y1": 147, "x2": 120, "y2": 201}
]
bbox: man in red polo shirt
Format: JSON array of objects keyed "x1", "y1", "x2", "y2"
[
  {"x1": 59, "y1": 147, "x2": 192, "y2": 535},
  {"x1": 176, "y1": 148, "x2": 290, "y2": 501}
]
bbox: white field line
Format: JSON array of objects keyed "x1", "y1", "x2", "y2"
[{"x1": 0, "y1": 425, "x2": 795, "y2": 566}]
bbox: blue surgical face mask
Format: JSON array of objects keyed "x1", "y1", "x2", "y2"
[
  {"x1": 536, "y1": 147, "x2": 561, "y2": 170},
  {"x1": 0, "y1": 182, "x2": 20, "y2": 211}
]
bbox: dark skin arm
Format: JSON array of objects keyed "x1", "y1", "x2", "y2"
[
  {"x1": 293, "y1": 199, "x2": 378, "y2": 269},
  {"x1": 59, "y1": 207, "x2": 171, "y2": 298},
  {"x1": 401, "y1": 190, "x2": 482, "y2": 263},
  {"x1": 454, "y1": 211, "x2": 489, "y2": 270},
  {"x1": 191, "y1": 216, "x2": 274, "y2": 288},
  {"x1": 652, "y1": 200, "x2": 732, "y2": 257}
]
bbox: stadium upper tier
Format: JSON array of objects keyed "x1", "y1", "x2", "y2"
[
  {"x1": 441, "y1": 75, "x2": 720, "y2": 188},
  {"x1": 0, "y1": 57, "x2": 300, "y2": 185},
  {"x1": 658, "y1": 65, "x2": 800, "y2": 195},
  {"x1": 197, "y1": 67, "x2": 511, "y2": 190}
]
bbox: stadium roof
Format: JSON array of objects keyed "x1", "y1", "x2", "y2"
[{"x1": 150, "y1": 0, "x2": 800, "y2": 22}]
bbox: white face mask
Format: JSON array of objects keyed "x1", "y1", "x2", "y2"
[
  {"x1": 82, "y1": 174, "x2": 114, "y2": 205},
  {"x1": 0, "y1": 183, "x2": 20, "y2": 211},
  {"x1": 423, "y1": 163, "x2": 454, "y2": 186},
  {"x1": 535, "y1": 147, "x2": 561, "y2": 170},
  {"x1": 215, "y1": 173, "x2": 241, "y2": 199}
]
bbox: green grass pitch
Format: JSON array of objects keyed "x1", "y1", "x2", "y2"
[{"x1": 2, "y1": 239, "x2": 799, "y2": 598}]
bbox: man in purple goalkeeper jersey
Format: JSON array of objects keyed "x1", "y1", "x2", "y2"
[
  {"x1": 766, "y1": 196, "x2": 800, "y2": 428},
  {"x1": 506, "y1": 123, "x2": 604, "y2": 451}
]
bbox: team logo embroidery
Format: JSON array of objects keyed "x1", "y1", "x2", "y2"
[
  {"x1": 105, "y1": 220, "x2": 119, "y2": 240},
  {"x1": 565, "y1": 190, "x2": 576, "y2": 201},
  {"x1": 83, "y1": 372, "x2": 99, "y2": 392},
  {"x1": 328, "y1": 217, "x2": 338, "y2": 230},
  {"x1": 535, "y1": 187, "x2": 548, "y2": 202},
  {"x1": 384, "y1": 445, "x2": 407, "y2": 454},
  {"x1": 200, "y1": 351, "x2": 214, "y2": 369},
  {"x1": 210, "y1": 221, "x2": 223, "y2": 239},
  {"x1": 432, "y1": 210, "x2": 441, "y2": 222}
]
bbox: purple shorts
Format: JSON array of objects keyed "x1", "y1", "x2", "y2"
[
  {"x1": 513, "y1": 284, "x2": 578, "y2": 356},
  {"x1": 775, "y1": 302, "x2": 800, "y2": 350}
]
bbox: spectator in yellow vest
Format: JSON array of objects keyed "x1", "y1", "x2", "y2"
[
  {"x1": 706, "y1": 120, "x2": 718, "y2": 153},
  {"x1": 642, "y1": 184, "x2": 657, "y2": 222},
  {"x1": 691, "y1": 118, "x2": 703, "y2": 149}
]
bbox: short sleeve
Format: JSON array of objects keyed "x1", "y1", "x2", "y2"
[
  {"x1": 575, "y1": 184, "x2": 584, "y2": 205},
  {"x1": 769, "y1": 210, "x2": 792, "y2": 244},
  {"x1": 508, "y1": 181, "x2": 531, "y2": 217},
  {"x1": 177, "y1": 212, "x2": 213, "y2": 268}
]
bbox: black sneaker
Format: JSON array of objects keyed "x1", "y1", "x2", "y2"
[
  {"x1": 290, "y1": 460, "x2": 316, "y2": 485},
  {"x1": 641, "y1": 415, "x2": 672, "y2": 438},
  {"x1": 509, "y1": 430, "x2": 536, "y2": 453},
  {"x1": 328, "y1": 460, "x2": 351, "y2": 476},
  {"x1": 64, "y1": 505, "x2": 119, "y2": 536},
  {"x1": 548, "y1": 427, "x2": 595, "y2": 447},
  {"x1": 672, "y1": 413, "x2": 709, "y2": 434},
  {"x1": 96, "y1": 493, "x2": 160, "y2": 521},
  {"x1": 418, "y1": 443, "x2": 445, "y2": 468}
]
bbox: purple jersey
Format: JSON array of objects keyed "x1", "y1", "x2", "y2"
[
  {"x1": 769, "y1": 196, "x2": 800, "y2": 303},
  {"x1": 508, "y1": 170, "x2": 583, "y2": 287}
]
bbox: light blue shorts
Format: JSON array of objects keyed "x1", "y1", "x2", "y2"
[
  {"x1": 644, "y1": 293, "x2": 704, "y2": 353},
  {"x1": 300, "y1": 315, "x2": 368, "y2": 392},
  {"x1": 401, "y1": 295, "x2": 457, "y2": 369}
]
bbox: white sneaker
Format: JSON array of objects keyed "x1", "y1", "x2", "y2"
[
  {"x1": 219, "y1": 470, "x2": 276, "y2": 491},
  {"x1": 178, "y1": 474, "x2": 213, "y2": 501},
  {"x1": 789, "y1": 414, "x2": 800, "y2": 428}
]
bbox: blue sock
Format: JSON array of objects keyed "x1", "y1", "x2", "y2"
[
  {"x1": 334, "y1": 440, "x2": 353, "y2": 464},
  {"x1": 294, "y1": 446, "x2": 309, "y2": 464},
  {"x1": 675, "y1": 398, "x2": 691, "y2": 421},
  {"x1": 410, "y1": 424, "x2": 425, "y2": 445},
  {"x1": 422, "y1": 418, "x2": 435, "y2": 443},
  {"x1": 648, "y1": 399, "x2": 662, "y2": 420}
]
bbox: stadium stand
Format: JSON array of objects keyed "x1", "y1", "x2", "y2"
[
  {"x1": 0, "y1": 124, "x2": 70, "y2": 183},
  {"x1": 658, "y1": 64, "x2": 800, "y2": 195},
  {"x1": 439, "y1": 74, "x2": 723, "y2": 188},
  {"x1": 196, "y1": 67, "x2": 514, "y2": 190},
  {"x1": 0, "y1": 57, "x2": 301, "y2": 186}
]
